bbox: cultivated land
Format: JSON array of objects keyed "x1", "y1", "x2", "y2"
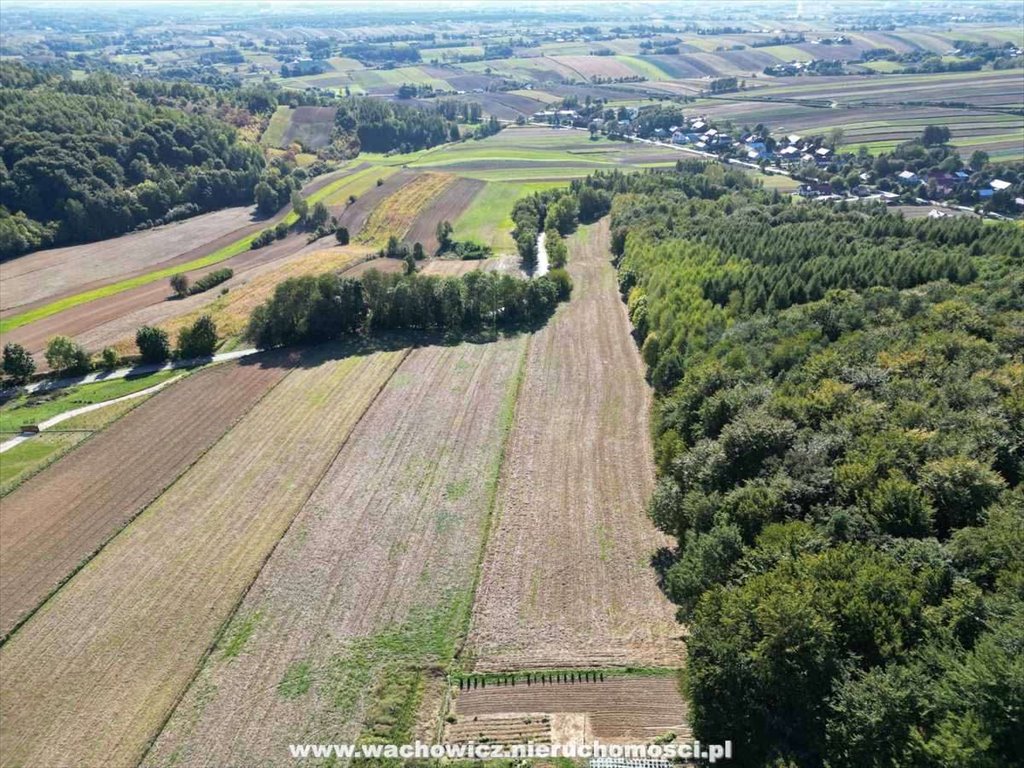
[
  {"x1": 466, "y1": 220, "x2": 684, "y2": 672},
  {"x1": 0, "y1": 359, "x2": 289, "y2": 639},
  {"x1": 144, "y1": 338, "x2": 526, "y2": 766},
  {"x1": 447, "y1": 675, "x2": 689, "y2": 744},
  {"x1": 355, "y1": 172, "x2": 457, "y2": 245},
  {"x1": 0, "y1": 346, "x2": 406, "y2": 768}
]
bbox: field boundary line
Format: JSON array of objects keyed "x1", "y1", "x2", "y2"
[
  {"x1": 0, "y1": 374, "x2": 184, "y2": 500},
  {"x1": 437, "y1": 333, "x2": 531, "y2": 740},
  {"x1": 137, "y1": 344, "x2": 412, "y2": 765},
  {"x1": 0, "y1": 358, "x2": 292, "y2": 648}
]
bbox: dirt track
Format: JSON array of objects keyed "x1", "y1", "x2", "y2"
[
  {"x1": 466, "y1": 219, "x2": 684, "y2": 672},
  {"x1": 0, "y1": 346, "x2": 405, "y2": 768},
  {"x1": 0, "y1": 357, "x2": 290, "y2": 639},
  {"x1": 143, "y1": 339, "x2": 525, "y2": 767}
]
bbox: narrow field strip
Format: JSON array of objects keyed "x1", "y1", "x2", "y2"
[
  {"x1": 355, "y1": 172, "x2": 457, "y2": 245},
  {"x1": 143, "y1": 338, "x2": 527, "y2": 768},
  {"x1": 0, "y1": 164, "x2": 366, "y2": 336},
  {"x1": 466, "y1": 219, "x2": 685, "y2": 672},
  {"x1": 0, "y1": 345, "x2": 406, "y2": 768},
  {"x1": 0, "y1": 358, "x2": 290, "y2": 641}
]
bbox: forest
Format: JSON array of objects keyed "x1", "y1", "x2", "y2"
[
  {"x1": 0, "y1": 64, "x2": 265, "y2": 257},
  {"x1": 530, "y1": 162, "x2": 1023, "y2": 766}
]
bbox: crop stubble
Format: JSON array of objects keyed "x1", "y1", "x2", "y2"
[
  {"x1": 0, "y1": 346, "x2": 406, "y2": 768},
  {"x1": 466, "y1": 219, "x2": 684, "y2": 672},
  {"x1": 143, "y1": 338, "x2": 526, "y2": 767}
]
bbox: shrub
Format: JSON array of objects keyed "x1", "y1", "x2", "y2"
[
  {"x1": 170, "y1": 273, "x2": 190, "y2": 298},
  {"x1": 335, "y1": 227, "x2": 350, "y2": 245},
  {"x1": 3, "y1": 342, "x2": 36, "y2": 383},
  {"x1": 135, "y1": 326, "x2": 171, "y2": 364},
  {"x1": 189, "y1": 268, "x2": 233, "y2": 295},
  {"x1": 100, "y1": 347, "x2": 119, "y2": 370},
  {"x1": 274, "y1": 221, "x2": 289, "y2": 239},
  {"x1": 176, "y1": 315, "x2": 218, "y2": 359},
  {"x1": 44, "y1": 336, "x2": 90, "y2": 374}
]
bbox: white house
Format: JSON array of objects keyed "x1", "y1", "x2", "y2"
[{"x1": 990, "y1": 179, "x2": 1012, "y2": 191}]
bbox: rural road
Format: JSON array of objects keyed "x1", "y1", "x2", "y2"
[{"x1": 1, "y1": 348, "x2": 259, "y2": 453}]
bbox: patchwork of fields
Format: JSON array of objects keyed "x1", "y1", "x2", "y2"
[{"x1": 1, "y1": 172, "x2": 688, "y2": 762}]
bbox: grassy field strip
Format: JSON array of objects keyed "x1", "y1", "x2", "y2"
[
  {"x1": 455, "y1": 180, "x2": 567, "y2": 251},
  {"x1": 466, "y1": 220, "x2": 684, "y2": 672},
  {"x1": 118, "y1": 245, "x2": 377, "y2": 356},
  {"x1": 143, "y1": 338, "x2": 527, "y2": 766},
  {"x1": 0, "y1": 359, "x2": 292, "y2": 642},
  {"x1": 260, "y1": 105, "x2": 291, "y2": 146},
  {"x1": 0, "y1": 345, "x2": 407, "y2": 768},
  {"x1": 0, "y1": 369, "x2": 181, "y2": 434},
  {"x1": 0, "y1": 162, "x2": 366, "y2": 335},
  {"x1": 355, "y1": 172, "x2": 457, "y2": 245}
]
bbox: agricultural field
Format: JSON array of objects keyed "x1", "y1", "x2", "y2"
[
  {"x1": 0, "y1": 359, "x2": 290, "y2": 639},
  {"x1": 355, "y1": 172, "x2": 457, "y2": 245},
  {"x1": 144, "y1": 338, "x2": 526, "y2": 766},
  {"x1": 0, "y1": 345, "x2": 406, "y2": 768},
  {"x1": 446, "y1": 675, "x2": 689, "y2": 744},
  {"x1": 466, "y1": 220, "x2": 684, "y2": 672},
  {"x1": 260, "y1": 105, "x2": 338, "y2": 150}
]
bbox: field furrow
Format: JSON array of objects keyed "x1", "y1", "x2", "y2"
[
  {"x1": 0, "y1": 345, "x2": 406, "y2": 768},
  {"x1": 0, "y1": 358, "x2": 291, "y2": 639},
  {"x1": 466, "y1": 219, "x2": 684, "y2": 672},
  {"x1": 143, "y1": 337, "x2": 526, "y2": 767}
]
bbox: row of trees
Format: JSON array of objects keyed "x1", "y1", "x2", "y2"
[
  {"x1": 555, "y1": 161, "x2": 1023, "y2": 766},
  {"x1": 2, "y1": 316, "x2": 218, "y2": 383},
  {"x1": 246, "y1": 268, "x2": 572, "y2": 349}
]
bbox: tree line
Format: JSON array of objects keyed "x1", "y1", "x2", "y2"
[{"x1": 246, "y1": 267, "x2": 572, "y2": 350}]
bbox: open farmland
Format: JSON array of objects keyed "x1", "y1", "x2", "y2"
[
  {"x1": 84, "y1": 244, "x2": 375, "y2": 357},
  {"x1": 144, "y1": 338, "x2": 527, "y2": 766},
  {"x1": 454, "y1": 180, "x2": 566, "y2": 252},
  {"x1": 0, "y1": 346, "x2": 406, "y2": 768},
  {"x1": 260, "y1": 105, "x2": 337, "y2": 150},
  {"x1": 355, "y1": 172, "x2": 457, "y2": 245},
  {"x1": 0, "y1": 359, "x2": 290, "y2": 640},
  {"x1": 447, "y1": 675, "x2": 689, "y2": 744},
  {"x1": 403, "y1": 177, "x2": 485, "y2": 253},
  {"x1": 0, "y1": 205, "x2": 259, "y2": 316},
  {"x1": 466, "y1": 220, "x2": 684, "y2": 672}
]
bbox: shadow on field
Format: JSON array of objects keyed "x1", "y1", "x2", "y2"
[
  {"x1": 651, "y1": 546, "x2": 679, "y2": 594},
  {"x1": 238, "y1": 326, "x2": 533, "y2": 372}
]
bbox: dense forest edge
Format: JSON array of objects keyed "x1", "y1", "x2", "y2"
[{"x1": 510, "y1": 162, "x2": 1023, "y2": 767}]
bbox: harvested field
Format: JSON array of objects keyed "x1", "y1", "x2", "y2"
[
  {"x1": 466, "y1": 219, "x2": 683, "y2": 672},
  {"x1": 262, "y1": 105, "x2": 338, "y2": 150},
  {"x1": 404, "y1": 177, "x2": 485, "y2": 253},
  {"x1": 0, "y1": 359, "x2": 291, "y2": 639},
  {"x1": 355, "y1": 172, "x2": 457, "y2": 245},
  {"x1": 448, "y1": 676, "x2": 688, "y2": 743},
  {"x1": 0, "y1": 205, "x2": 256, "y2": 315},
  {"x1": 0, "y1": 165, "x2": 368, "y2": 353},
  {"x1": 550, "y1": 55, "x2": 641, "y2": 81},
  {"x1": 0, "y1": 346, "x2": 406, "y2": 768},
  {"x1": 332, "y1": 169, "x2": 418, "y2": 238},
  {"x1": 420, "y1": 259, "x2": 485, "y2": 276},
  {"x1": 90, "y1": 244, "x2": 375, "y2": 357},
  {"x1": 144, "y1": 338, "x2": 527, "y2": 767}
]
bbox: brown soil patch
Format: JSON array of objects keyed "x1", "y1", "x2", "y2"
[
  {"x1": 0, "y1": 346, "x2": 406, "y2": 768},
  {"x1": 449, "y1": 676, "x2": 689, "y2": 743},
  {"x1": 355, "y1": 173, "x2": 457, "y2": 246},
  {"x1": 466, "y1": 219, "x2": 684, "y2": 672}
]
